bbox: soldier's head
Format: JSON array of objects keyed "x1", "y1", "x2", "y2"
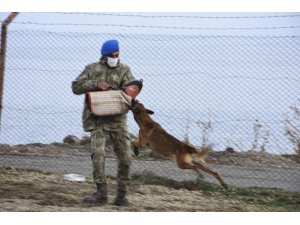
[{"x1": 101, "y1": 39, "x2": 120, "y2": 68}]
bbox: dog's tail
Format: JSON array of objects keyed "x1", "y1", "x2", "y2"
[{"x1": 197, "y1": 147, "x2": 210, "y2": 162}]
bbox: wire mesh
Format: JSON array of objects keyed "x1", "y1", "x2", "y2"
[{"x1": 0, "y1": 28, "x2": 300, "y2": 191}]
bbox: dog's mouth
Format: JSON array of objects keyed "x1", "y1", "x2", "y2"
[
  {"x1": 130, "y1": 99, "x2": 137, "y2": 108},
  {"x1": 129, "y1": 99, "x2": 138, "y2": 112}
]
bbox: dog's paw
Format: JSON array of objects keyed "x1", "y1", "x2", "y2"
[
  {"x1": 222, "y1": 183, "x2": 229, "y2": 189},
  {"x1": 133, "y1": 146, "x2": 140, "y2": 156}
]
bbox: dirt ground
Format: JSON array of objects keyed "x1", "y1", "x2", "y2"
[
  {"x1": 0, "y1": 166, "x2": 299, "y2": 212},
  {"x1": 1, "y1": 142, "x2": 300, "y2": 211}
]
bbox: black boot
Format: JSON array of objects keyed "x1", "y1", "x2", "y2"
[
  {"x1": 83, "y1": 183, "x2": 108, "y2": 205},
  {"x1": 133, "y1": 146, "x2": 140, "y2": 156},
  {"x1": 113, "y1": 189, "x2": 131, "y2": 207}
]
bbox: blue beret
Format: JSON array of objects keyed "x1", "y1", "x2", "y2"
[{"x1": 101, "y1": 39, "x2": 119, "y2": 56}]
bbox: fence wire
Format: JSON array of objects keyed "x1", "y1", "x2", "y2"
[{"x1": 0, "y1": 28, "x2": 300, "y2": 191}]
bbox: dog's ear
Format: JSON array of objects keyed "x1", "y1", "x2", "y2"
[{"x1": 146, "y1": 109, "x2": 154, "y2": 115}]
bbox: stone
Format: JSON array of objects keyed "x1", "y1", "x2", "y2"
[{"x1": 63, "y1": 135, "x2": 81, "y2": 145}]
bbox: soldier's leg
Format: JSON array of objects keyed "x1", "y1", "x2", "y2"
[
  {"x1": 90, "y1": 129, "x2": 107, "y2": 184},
  {"x1": 83, "y1": 129, "x2": 108, "y2": 204},
  {"x1": 110, "y1": 131, "x2": 132, "y2": 206}
]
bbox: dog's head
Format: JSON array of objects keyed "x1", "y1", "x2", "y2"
[{"x1": 131, "y1": 99, "x2": 154, "y2": 116}]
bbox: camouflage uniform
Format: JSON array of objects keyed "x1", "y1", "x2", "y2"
[{"x1": 72, "y1": 57, "x2": 135, "y2": 192}]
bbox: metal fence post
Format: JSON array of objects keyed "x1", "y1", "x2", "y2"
[{"x1": 0, "y1": 12, "x2": 19, "y2": 129}]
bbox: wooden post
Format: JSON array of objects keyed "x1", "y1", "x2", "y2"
[{"x1": 0, "y1": 12, "x2": 19, "y2": 128}]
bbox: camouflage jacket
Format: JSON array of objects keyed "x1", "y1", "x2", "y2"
[{"x1": 72, "y1": 58, "x2": 136, "y2": 132}]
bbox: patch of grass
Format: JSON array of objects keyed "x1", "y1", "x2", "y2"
[
  {"x1": 131, "y1": 170, "x2": 300, "y2": 210},
  {"x1": 270, "y1": 197, "x2": 299, "y2": 207},
  {"x1": 220, "y1": 186, "x2": 300, "y2": 209},
  {"x1": 131, "y1": 170, "x2": 198, "y2": 191},
  {"x1": 132, "y1": 170, "x2": 221, "y2": 192},
  {"x1": 224, "y1": 187, "x2": 273, "y2": 197},
  {"x1": 131, "y1": 170, "x2": 168, "y2": 185},
  {"x1": 194, "y1": 178, "x2": 221, "y2": 192}
]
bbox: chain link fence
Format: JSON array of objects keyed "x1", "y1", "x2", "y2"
[{"x1": 0, "y1": 27, "x2": 300, "y2": 191}]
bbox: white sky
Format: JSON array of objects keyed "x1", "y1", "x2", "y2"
[
  {"x1": 1, "y1": 0, "x2": 300, "y2": 12},
  {"x1": 0, "y1": 12, "x2": 300, "y2": 36},
  {"x1": 1, "y1": 0, "x2": 300, "y2": 35}
]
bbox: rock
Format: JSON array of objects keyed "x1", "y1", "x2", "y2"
[
  {"x1": 281, "y1": 154, "x2": 300, "y2": 164},
  {"x1": 63, "y1": 135, "x2": 81, "y2": 145},
  {"x1": 225, "y1": 147, "x2": 235, "y2": 153},
  {"x1": 6, "y1": 166, "x2": 16, "y2": 171},
  {"x1": 136, "y1": 185, "x2": 152, "y2": 195},
  {"x1": 28, "y1": 143, "x2": 45, "y2": 147},
  {"x1": 80, "y1": 135, "x2": 90, "y2": 145},
  {"x1": 0, "y1": 144, "x2": 12, "y2": 151},
  {"x1": 19, "y1": 147, "x2": 30, "y2": 153},
  {"x1": 51, "y1": 142, "x2": 64, "y2": 147}
]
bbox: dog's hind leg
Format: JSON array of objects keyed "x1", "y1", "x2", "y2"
[
  {"x1": 194, "y1": 161, "x2": 228, "y2": 189},
  {"x1": 176, "y1": 152, "x2": 204, "y2": 178},
  {"x1": 178, "y1": 162, "x2": 203, "y2": 178}
]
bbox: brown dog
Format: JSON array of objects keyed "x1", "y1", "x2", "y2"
[{"x1": 131, "y1": 100, "x2": 228, "y2": 189}]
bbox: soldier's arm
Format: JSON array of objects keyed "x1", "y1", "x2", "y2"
[
  {"x1": 71, "y1": 66, "x2": 99, "y2": 95},
  {"x1": 120, "y1": 66, "x2": 136, "y2": 89}
]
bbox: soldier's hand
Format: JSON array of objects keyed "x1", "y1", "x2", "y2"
[{"x1": 97, "y1": 81, "x2": 110, "y2": 91}]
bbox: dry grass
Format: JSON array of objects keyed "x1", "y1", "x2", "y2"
[{"x1": 0, "y1": 167, "x2": 299, "y2": 212}]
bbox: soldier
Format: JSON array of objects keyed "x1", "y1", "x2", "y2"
[{"x1": 72, "y1": 39, "x2": 142, "y2": 207}]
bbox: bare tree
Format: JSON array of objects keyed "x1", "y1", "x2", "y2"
[
  {"x1": 196, "y1": 120, "x2": 213, "y2": 148},
  {"x1": 183, "y1": 119, "x2": 191, "y2": 145},
  {"x1": 251, "y1": 119, "x2": 270, "y2": 152},
  {"x1": 284, "y1": 100, "x2": 300, "y2": 155}
]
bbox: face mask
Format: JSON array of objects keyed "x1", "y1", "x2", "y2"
[{"x1": 107, "y1": 57, "x2": 119, "y2": 68}]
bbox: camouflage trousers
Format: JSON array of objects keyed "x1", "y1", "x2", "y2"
[{"x1": 90, "y1": 127, "x2": 132, "y2": 192}]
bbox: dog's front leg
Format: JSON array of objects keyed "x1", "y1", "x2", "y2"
[{"x1": 133, "y1": 129, "x2": 148, "y2": 156}]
